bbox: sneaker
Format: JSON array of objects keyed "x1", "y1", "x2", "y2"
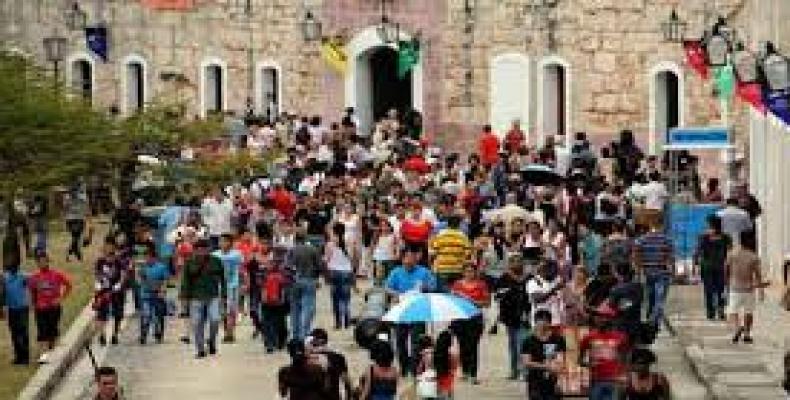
[
  {"x1": 98, "y1": 335, "x2": 107, "y2": 346},
  {"x1": 196, "y1": 351, "x2": 206, "y2": 359},
  {"x1": 37, "y1": 353, "x2": 50, "y2": 365},
  {"x1": 111, "y1": 336, "x2": 119, "y2": 345},
  {"x1": 743, "y1": 335, "x2": 754, "y2": 344}
]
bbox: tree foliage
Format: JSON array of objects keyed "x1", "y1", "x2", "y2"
[{"x1": 0, "y1": 51, "x2": 118, "y2": 195}]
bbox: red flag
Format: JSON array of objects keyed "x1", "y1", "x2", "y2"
[
  {"x1": 683, "y1": 40, "x2": 709, "y2": 80},
  {"x1": 736, "y1": 80, "x2": 767, "y2": 114}
]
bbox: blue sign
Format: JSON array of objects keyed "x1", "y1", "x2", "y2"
[
  {"x1": 666, "y1": 127, "x2": 731, "y2": 149},
  {"x1": 665, "y1": 204, "x2": 722, "y2": 259}
]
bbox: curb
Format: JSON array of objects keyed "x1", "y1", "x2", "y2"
[{"x1": 17, "y1": 303, "x2": 96, "y2": 400}]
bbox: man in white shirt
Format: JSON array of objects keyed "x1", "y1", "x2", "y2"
[
  {"x1": 642, "y1": 173, "x2": 669, "y2": 211},
  {"x1": 553, "y1": 134, "x2": 571, "y2": 177},
  {"x1": 200, "y1": 189, "x2": 233, "y2": 249}
]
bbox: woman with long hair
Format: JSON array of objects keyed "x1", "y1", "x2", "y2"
[{"x1": 325, "y1": 223, "x2": 356, "y2": 329}]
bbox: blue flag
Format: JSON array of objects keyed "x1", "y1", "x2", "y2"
[
  {"x1": 764, "y1": 88, "x2": 790, "y2": 126},
  {"x1": 85, "y1": 24, "x2": 108, "y2": 62}
]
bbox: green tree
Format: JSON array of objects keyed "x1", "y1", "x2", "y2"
[{"x1": 0, "y1": 50, "x2": 119, "y2": 266}]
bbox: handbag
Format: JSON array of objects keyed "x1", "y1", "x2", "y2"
[{"x1": 416, "y1": 369, "x2": 438, "y2": 399}]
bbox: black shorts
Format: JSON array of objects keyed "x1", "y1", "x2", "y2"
[
  {"x1": 96, "y1": 292, "x2": 126, "y2": 322},
  {"x1": 35, "y1": 306, "x2": 62, "y2": 342}
]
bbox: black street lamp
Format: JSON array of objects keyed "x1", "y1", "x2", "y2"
[
  {"x1": 762, "y1": 42, "x2": 790, "y2": 92},
  {"x1": 42, "y1": 35, "x2": 68, "y2": 83},
  {"x1": 661, "y1": 9, "x2": 687, "y2": 43},
  {"x1": 732, "y1": 42, "x2": 759, "y2": 83},
  {"x1": 65, "y1": 1, "x2": 87, "y2": 31},
  {"x1": 705, "y1": 18, "x2": 730, "y2": 67},
  {"x1": 301, "y1": 10, "x2": 322, "y2": 42},
  {"x1": 377, "y1": 0, "x2": 399, "y2": 44}
]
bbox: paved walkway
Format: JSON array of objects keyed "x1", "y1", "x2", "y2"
[
  {"x1": 51, "y1": 283, "x2": 711, "y2": 399},
  {"x1": 666, "y1": 285, "x2": 789, "y2": 400}
]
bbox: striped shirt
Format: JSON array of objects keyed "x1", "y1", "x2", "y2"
[
  {"x1": 634, "y1": 231, "x2": 674, "y2": 271},
  {"x1": 429, "y1": 228, "x2": 472, "y2": 275}
]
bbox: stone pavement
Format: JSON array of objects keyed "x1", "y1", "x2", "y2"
[
  {"x1": 51, "y1": 283, "x2": 708, "y2": 400},
  {"x1": 666, "y1": 284, "x2": 789, "y2": 400}
]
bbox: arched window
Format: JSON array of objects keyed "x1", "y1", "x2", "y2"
[
  {"x1": 539, "y1": 57, "x2": 572, "y2": 146},
  {"x1": 256, "y1": 62, "x2": 282, "y2": 123},
  {"x1": 69, "y1": 57, "x2": 93, "y2": 104},
  {"x1": 490, "y1": 53, "x2": 530, "y2": 139},
  {"x1": 122, "y1": 55, "x2": 147, "y2": 114},
  {"x1": 201, "y1": 59, "x2": 227, "y2": 117},
  {"x1": 649, "y1": 63, "x2": 684, "y2": 154}
]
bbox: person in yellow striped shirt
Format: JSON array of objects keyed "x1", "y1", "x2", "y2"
[{"x1": 429, "y1": 215, "x2": 472, "y2": 291}]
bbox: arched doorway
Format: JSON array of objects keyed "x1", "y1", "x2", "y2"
[
  {"x1": 651, "y1": 69, "x2": 681, "y2": 153},
  {"x1": 70, "y1": 59, "x2": 93, "y2": 104},
  {"x1": 346, "y1": 26, "x2": 423, "y2": 136},
  {"x1": 541, "y1": 64, "x2": 568, "y2": 138},
  {"x1": 368, "y1": 47, "x2": 412, "y2": 123},
  {"x1": 489, "y1": 53, "x2": 530, "y2": 140},
  {"x1": 200, "y1": 58, "x2": 227, "y2": 117},
  {"x1": 122, "y1": 56, "x2": 146, "y2": 114}
]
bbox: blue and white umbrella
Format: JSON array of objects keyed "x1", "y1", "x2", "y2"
[{"x1": 382, "y1": 293, "x2": 481, "y2": 324}]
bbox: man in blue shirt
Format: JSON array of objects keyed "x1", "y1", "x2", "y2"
[
  {"x1": 212, "y1": 233, "x2": 244, "y2": 342},
  {"x1": 1, "y1": 264, "x2": 30, "y2": 364},
  {"x1": 137, "y1": 244, "x2": 170, "y2": 345},
  {"x1": 384, "y1": 247, "x2": 437, "y2": 376}
]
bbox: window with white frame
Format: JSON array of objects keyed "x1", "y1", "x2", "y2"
[
  {"x1": 260, "y1": 66, "x2": 279, "y2": 122},
  {"x1": 203, "y1": 63, "x2": 225, "y2": 116},
  {"x1": 125, "y1": 61, "x2": 145, "y2": 113},
  {"x1": 70, "y1": 59, "x2": 93, "y2": 104}
]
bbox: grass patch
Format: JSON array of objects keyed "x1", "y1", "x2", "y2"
[{"x1": 0, "y1": 220, "x2": 106, "y2": 400}]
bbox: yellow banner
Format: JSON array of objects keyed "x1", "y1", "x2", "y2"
[{"x1": 321, "y1": 38, "x2": 347, "y2": 75}]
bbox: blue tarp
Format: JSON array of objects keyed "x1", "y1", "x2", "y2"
[{"x1": 665, "y1": 203, "x2": 722, "y2": 259}]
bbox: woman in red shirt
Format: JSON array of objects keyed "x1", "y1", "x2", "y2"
[
  {"x1": 399, "y1": 201, "x2": 433, "y2": 263},
  {"x1": 450, "y1": 264, "x2": 490, "y2": 385}
]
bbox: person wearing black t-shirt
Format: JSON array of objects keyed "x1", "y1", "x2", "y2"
[
  {"x1": 522, "y1": 309, "x2": 566, "y2": 400},
  {"x1": 295, "y1": 197, "x2": 331, "y2": 248},
  {"x1": 278, "y1": 339, "x2": 329, "y2": 400},
  {"x1": 306, "y1": 329, "x2": 352, "y2": 400},
  {"x1": 609, "y1": 263, "x2": 644, "y2": 343}
]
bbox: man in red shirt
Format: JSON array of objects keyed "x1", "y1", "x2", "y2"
[
  {"x1": 28, "y1": 252, "x2": 72, "y2": 364},
  {"x1": 268, "y1": 181, "x2": 296, "y2": 221},
  {"x1": 478, "y1": 125, "x2": 500, "y2": 168},
  {"x1": 504, "y1": 119, "x2": 526, "y2": 154},
  {"x1": 579, "y1": 303, "x2": 629, "y2": 400}
]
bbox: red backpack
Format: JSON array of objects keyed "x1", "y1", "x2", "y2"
[{"x1": 262, "y1": 270, "x2": 286, "y2": 306}]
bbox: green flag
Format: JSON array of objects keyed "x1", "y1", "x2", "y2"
[
  {"x1": 397, "y1": 39, "x2": 420, "y2": 79},
  {"x1": 713, "y1": 64, "x2": 735, "y2": 102}
]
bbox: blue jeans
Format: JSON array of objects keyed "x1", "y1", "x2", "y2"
[
  {"x1": 33, "y1": 218, "x2": 47, "y2": 252},
  {"x1": 329, "y1": 271, "x2": 353, "y2": 329},
  {"x1": 190, "y1": 298, "x2": 221, "y2": 354},
  {"x1": 589, "y1": 381, "x2": 620, "y2": 400},
  {"x1": 645, "y1": 269, "x2": 671, "y2": 327},
  {"x1": 289, "y1": 277, "x2": 317, "y2": 341},
  {"x1": 140, "y1": 296, "x2": 165, "y2": 342},
  {"x1": 506, "y1": 325, "x2": 526, "y2": 378}
]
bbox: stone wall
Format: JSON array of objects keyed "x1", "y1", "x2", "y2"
[{"x1": 0, "y1": 0, "x2": 755, "y2": 156}]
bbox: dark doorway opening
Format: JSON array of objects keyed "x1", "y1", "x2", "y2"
[
  {"x1": 664, "y1": 72, "x2": 679, "y2": 131},
  {"x1": 369, "y1": 47, "x2": 412, "y2": 122}
]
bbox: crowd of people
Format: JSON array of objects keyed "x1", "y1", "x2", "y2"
[{"x1": 0, "y1": 105, "x2": 768, "y2": 400}]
